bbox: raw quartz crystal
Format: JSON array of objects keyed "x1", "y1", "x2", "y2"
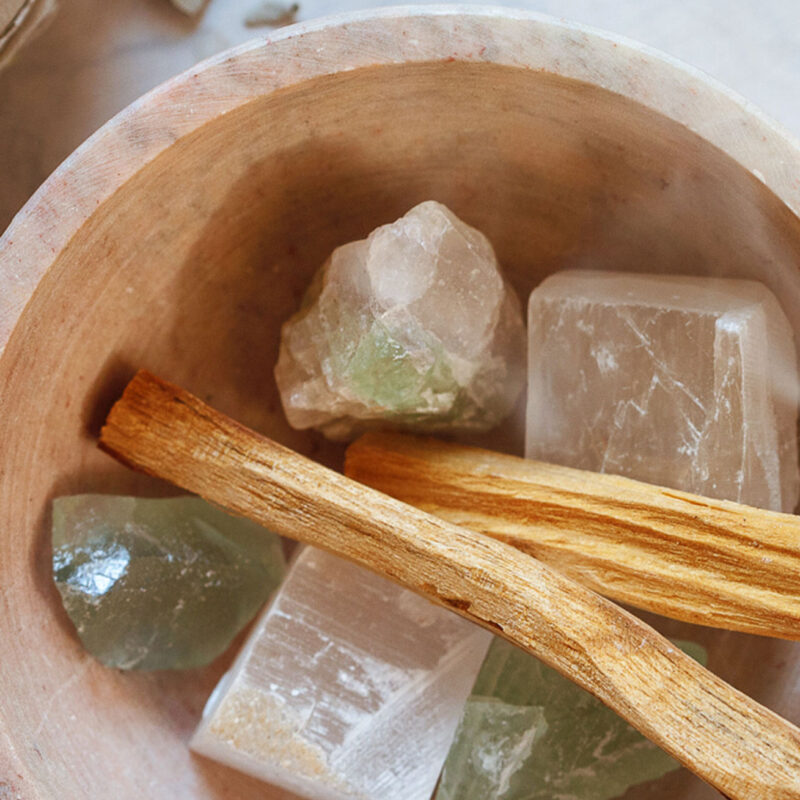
[
  {"x1": 275, "y1": 201, "x2": 526, "y2": 440},
  {"x1": 526, "y1": 270, "x2": 800, "y2": 511},
  {"x1": 436, "y1": 637, "x2": 707, "y2": 800},
  {"x1": 52, "y1": 495, "x2": 285, "y2": 670},
  {"x1": 191, "y1": 546, "x2": 492, "y2": 800}
]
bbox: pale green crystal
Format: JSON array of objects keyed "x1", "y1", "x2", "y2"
[
  {"x1": 437, "y1": 638, "x2": 707, "y2": 800},
  {"x1": 275, "y1": 201, "x2": 526, "y2": 440},
  {"x1": 52, "y1": 495, "x2": 285, "y2": 670},
  {"x1": 438, "y1": 699, "x2": 548, "y2": 798}
]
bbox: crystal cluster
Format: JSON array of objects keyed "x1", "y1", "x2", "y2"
[
  {"x1": 436, "y1": 637, "x2": 707, "y2": 800},
  {"x1": 526, "y1": 271, "x2": 800, "y2": 511},
  {"x1": 275, "y1": 201, "x2": 526, "y2": 440},
  {"x1": 52, "y1": 495, "x2": 285, "y2": 670},
  {"x1": 192, "y1": 546, "x2": 492, "y2": 800}
]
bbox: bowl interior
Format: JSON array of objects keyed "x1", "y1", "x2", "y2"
[{"x1": 2, "y1": 57, "x2": 800, "y2": 799}]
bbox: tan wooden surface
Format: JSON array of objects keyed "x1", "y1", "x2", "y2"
[
  {"x1": 4, "y1": 8, "x2": 800, "y2": 799},
  {"x1": 99, "y1": 370, "x2": 800, "y2": 800},
  {"x1": 345, "y1": 432, "x2": 800, "y2": 640}
]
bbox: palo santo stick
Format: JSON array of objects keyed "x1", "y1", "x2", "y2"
[
  {"x1": 99, "y1": 371, "x2": 800, "y2": 800},
  {"x1": 344, "y1": 432, "x2": 800, "y2": 641}
]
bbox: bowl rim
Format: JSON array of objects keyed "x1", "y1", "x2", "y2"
[{"x1": 3, "y1": 3, "x2": 800, "y2": 361}]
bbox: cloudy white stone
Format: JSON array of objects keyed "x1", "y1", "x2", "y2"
[
  {"x1": 526, "y1": 270, "x2": 800, "y2": 512},
  {"x1": 192, "y1": 546, "x2": 491, "y2": 800},
  {"x1": 275, "y1": 201, "x2": 526, "y2": 441}
]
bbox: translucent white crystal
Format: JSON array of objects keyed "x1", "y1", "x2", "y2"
[
  {"x1": 275, "y1": 201, "x2": 526, "y2": 440},
  {"x1": 191, "y1": 546, "x2": 491, "y2": 799},
  {"x1": 526, "y1": 271, "x2": 800, "y2": 511}
]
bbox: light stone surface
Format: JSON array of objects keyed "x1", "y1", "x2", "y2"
[
  {"x1": 169, "y1": 0, "x2": 205, "y2": 14},
  {"x1": 52, "y1": 495, "x2": 286, "y2": 670},
  {"x1": 192, "y1": 546, "x2": 492, "y2": 800},
  {"x1": 243, "y1": 0, "x2": 298, "y2": 27},
  {"x1": 436, "y1": 637, "x2": 707, "y2": 800},
  {"x1": 526, "y1": 271, "x2": 800, "y2": 511},
  {"x1": 275, "y1": 201, "x2": 526, "y2": 441}
]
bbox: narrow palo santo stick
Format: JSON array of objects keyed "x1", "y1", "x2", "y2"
[
  {"x1": 344, "y1": 432, "x2": 800, "y2": 641},
  {"x1": 99, "y1": 371, "x2": 800, "y2": 800}
]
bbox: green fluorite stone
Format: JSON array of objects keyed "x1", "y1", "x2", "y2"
[
  {"x1": 52, "y1": 495, "x2": 285, "y2": 670},
  {"x1": 274, "y1": 200, "x2": 527, "y2": 440},
  {"x1": 437, "y1": 638, "x2": 707, "y2": 800}
]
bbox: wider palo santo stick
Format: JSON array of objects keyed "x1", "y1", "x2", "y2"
[
  {"x1": 345, "y1": 432, "x2": 800, "y2": 641},
  {"x1": 100, "y1": 371, "x2": 800, "y2": 800}
]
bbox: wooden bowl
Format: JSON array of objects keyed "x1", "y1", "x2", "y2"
[{"x1": 3, "y1": 7, "x2": 800, "y2": 798}]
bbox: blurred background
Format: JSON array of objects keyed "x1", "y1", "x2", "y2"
[{"x1": 2, "y1": 0, "x2": 800, "y2": 231}]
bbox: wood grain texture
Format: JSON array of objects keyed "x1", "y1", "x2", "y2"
[
  {"x1": 99, "y1": 371, "x2": 800, "y2": 800},
  {"x1": 344, "y1": 432, "x2": 800, "y2": 640}
]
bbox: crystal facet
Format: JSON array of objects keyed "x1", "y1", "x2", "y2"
[
  {"x1": 192, "y1": 546, "x2": 492, "y2": 800},
  {"x1": 52, "y1": 495, "x2": 286, "y2": 670},
  {"x1": 526, "y1": 271, "x2": 800, "y2": 511},
  {"x1": 436, "y1": 638, "x2": 707, "y2": 800},
  {"x1": 276, "y1": 201, "x2": 526, "y2": 440}
]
